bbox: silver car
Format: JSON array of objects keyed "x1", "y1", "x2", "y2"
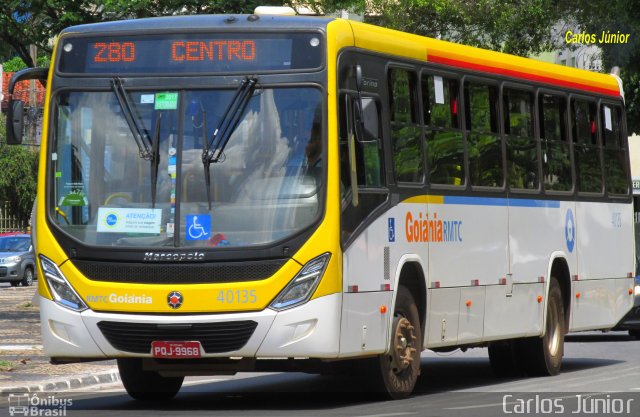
[{"x1": 0, "y1": 234, "x2": 36, "y2": 286}]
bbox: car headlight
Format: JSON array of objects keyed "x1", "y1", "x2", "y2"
[
  {"x1": 270, "y1": 253, "x2": 331, "y2": 311},
  {"x1": 5, "y1": 256, "x2": 21, "y2": 264},
  {"x1": 39, "y1": 255, "x2": 87, "y2": 312}
]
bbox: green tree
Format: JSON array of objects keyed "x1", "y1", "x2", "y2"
[
  {"x1": 560, "y1": 0, "x2": 640, "y2": 134},
  {"x1": 0, "y1": 1, "x2": 286, "y2": 68},
  {"x1": 0, "y1": 113, "x2": 39, "y2": 225},
  {"x1": 366, "y1": 0, "x2": 561, "y2": 56}
]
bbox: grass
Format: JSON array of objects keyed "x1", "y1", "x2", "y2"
[
  {"x1": 18, "y1": 301, "x2": 34, "y2": 309},
  {"x1": 0, "y1": 360, "x2": 12, "y2": 371}
]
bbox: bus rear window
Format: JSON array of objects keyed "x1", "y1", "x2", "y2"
[{"x1": 58, "y1": 32, "x2": 324, "y2": 74}]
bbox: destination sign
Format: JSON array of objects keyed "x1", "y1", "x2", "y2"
[{"x1": 58, "y1": 33, "x2": 323, "y2": 74}]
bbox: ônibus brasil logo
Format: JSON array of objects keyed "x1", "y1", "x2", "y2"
[{"x1": 167, "y1": 291, "x2": 183, "y2": 309}]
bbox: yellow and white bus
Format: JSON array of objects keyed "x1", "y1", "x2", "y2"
[{"x1": 6, "y1": 11, "x2": 636, "y2": 400}]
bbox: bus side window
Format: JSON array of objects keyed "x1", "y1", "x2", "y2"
[
  {"x1": 539, "y1": 94, "x2": 571, "y2": 192},
  {"x1": 422, "y1": 73, "x2": 464, "y2": 186},
  {"x1": 339, "y1": 92, "x2": 387, "y2": 244},
  {"x1": 572, "y1": 99, "x2": 602, "y2": 193},
  {"x1": 601, "y1": 104, "x2": 629, "y2": 195},
  {"x1": 339, "y1": 94, "x2": 384, "y2": 196},
  {"x1": 504, "y1": 88, "x2": 538, "y2": 190},
  {"x1": 465, "y1": 82, "x2": 502, "y2": 187},
  {"x1": 389, "y1": 68, "x2": 423, "y2": 183}
]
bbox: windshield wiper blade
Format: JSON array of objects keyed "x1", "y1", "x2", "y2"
[
  {"x1": 111, "y1": 78, "x2": 153, "y2": 160},
  {"x1": 202, "y1": 77, "x2": 258, "y2": 209},
  {"x1": 150, "y1": 113, "x2": 162, "y2": 208}
]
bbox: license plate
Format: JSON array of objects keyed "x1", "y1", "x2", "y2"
[{"x1": 151, "y1": 341, "x2": 202, "y2": 358}]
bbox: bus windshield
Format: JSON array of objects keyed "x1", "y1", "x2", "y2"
[{"x1": 51, "y1": 87, "x2": 324, "y2": 248}]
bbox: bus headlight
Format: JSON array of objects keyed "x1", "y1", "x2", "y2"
[
  {"x1": 270, "y1": 253, "x2": 330, "y2": 311},
  {"x1": 39, "y1": 255, "x2": 88, "y2": 312}
]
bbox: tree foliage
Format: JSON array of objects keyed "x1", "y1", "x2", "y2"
[
  {"x1": 366, "y1": 0, "x2": 562, "y2": 56},
  {"x1": 559, "y1": 0, "x2": 640, "y2": 134},
  {"x1": 0, "y1": 0, "x2": 285, "y2": 67},
  {"x1": 0, "y1": 114, "x2": 39, "y2": 225}
]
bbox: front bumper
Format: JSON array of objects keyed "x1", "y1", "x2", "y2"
[
  {"x1": 0, "y1": 264, "x2": 22, "y2": 282},
  {"x1": 40, "y1": 293, "x2": 342, "y2": 361}
]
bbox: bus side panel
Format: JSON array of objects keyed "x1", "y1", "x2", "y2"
[
  {"x1": 426, "y1": 199, "x2": 508, "y2": 344},
  {"x1": 425, "y1": 287, "x2": 460, "y2": 348},
  {"x1": 483, "y1": 283, "x2": 544, "y2": 340},
  {"x1": 571, "y1": 279, "x2": 619, "y2": 331},
  {"x1": 507, "y1": 201, "x2": 576, "y2": 337},
  {"x1": 576, "y1": 201, "x2": 633, "y2": 280},
  {"x1": 427, "y1": 200, "x2": 508, "y2": 289},
  {"x1": 339, "y1": 292, "x2": 393, "y2": 357},
  {"x1": 571, "y1": 201, "x2": 634, "y2": 330},
  {"x1": 341, "y1": 209, "x2": 400, "y2": 356}
]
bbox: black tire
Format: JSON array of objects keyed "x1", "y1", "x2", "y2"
[
  {"x1": 117, "y1": 358, "x2": 184, "y2": 401},
  {"x1": 21, "y1": 268, "x2": 34, "y2": 287},
  {"x1": 366, "y1": 286, "x2": 422, "y2": 399},
  {"x1": 629, "y1": 329, "x2": 640, "y2": 340},
  {"x1": 488, "y1": 340, "x2": 523, "y2": 377},
  {"x1": 519, "y1": 277, "x2": 565, "y2": 376}
]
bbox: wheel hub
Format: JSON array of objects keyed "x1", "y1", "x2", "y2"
[{"x1": 390, "y1": 317, "x2": 417, "y2": 374}]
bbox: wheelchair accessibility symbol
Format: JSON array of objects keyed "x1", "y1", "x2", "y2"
[{"x1": 186, "y1": 215, "x2": 211, "y2": 241}]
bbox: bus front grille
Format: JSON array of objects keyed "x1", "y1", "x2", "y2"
[
  {"x1": 96, "y1": 320, "x2": 258, "y2": 354},
  {"x1": 73, "y1": 259, "x2": 286, "y2": 284}
]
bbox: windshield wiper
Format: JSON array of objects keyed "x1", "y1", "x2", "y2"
[
  {"x1": 111, "y1": 78, "x2": 153, "y2": 160},
  {"x1": 150, "y1": 113, "x2": 162, "y2": 208},
  {"x1": 202, "y1": 77, "x2": 258, "y2": 209}
]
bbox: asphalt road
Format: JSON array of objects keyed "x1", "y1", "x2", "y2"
[{"x1": 1, "y1": 331, "x2": 638, "y2": 417}]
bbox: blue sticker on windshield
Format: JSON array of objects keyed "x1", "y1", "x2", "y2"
[{"x1": 186, "y1": 214, "x2": 211, "y2": 241}]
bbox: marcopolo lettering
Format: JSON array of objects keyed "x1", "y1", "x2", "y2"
[{"x1": 143, "y1": 252, "x2": 205, "y2": 262}]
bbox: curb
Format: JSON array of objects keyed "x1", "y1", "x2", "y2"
[{"x1": 0, "y1": 369, "x2": 120, "y2": 394}]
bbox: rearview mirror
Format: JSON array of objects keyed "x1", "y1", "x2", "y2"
[
  {"x1": 6, "y1": 100, "x2": 25, "y2": 145},
  {"x1": 4, "y1": 66, "x2": 49, "y2": 145}
]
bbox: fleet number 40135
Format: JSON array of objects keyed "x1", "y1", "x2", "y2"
[{"x1": 217, "y1": 289, "x2": 257, "y2": 304}]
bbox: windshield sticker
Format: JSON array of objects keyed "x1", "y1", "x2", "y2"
[
  {"x1": 166, "y1": 222, "x2": 175, "y2": 237},
  {"x1": 59, "y1": 192, "x2": 87, "y2": 207},
  {"x1": 59, "y1": 182, "x2": 87, "y2": 206},
  {"x1": 155, "y1": 92, "x2": 178, "y2": 110},
  {"x1": 140, "y1": 94, "x2": 155, "y2": 104},
  {"x1": 186, "y1": 214, "x2": 211, "y2": 240},
  {"x1": 97, "y1": 207, "x2": 162, "y2": 234}
]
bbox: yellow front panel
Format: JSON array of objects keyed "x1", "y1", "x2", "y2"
[{"x1": 35, "y1": 21, "x2": 354, "y2": 314}]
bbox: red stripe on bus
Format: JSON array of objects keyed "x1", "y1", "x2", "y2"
[{"x1": 429, "y1": 54, "x2": 620, "y2": 97}]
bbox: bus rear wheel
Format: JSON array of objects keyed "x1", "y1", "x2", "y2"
[
  {"x1": 369, "y1": 286, "x2": 422, "y2": 399},
  {"x1": 519, "y1": 277, "x2": 565, "y2": 376},
  {"x1": 117, "y1": 358, "x2": 184, "y2": 401}
]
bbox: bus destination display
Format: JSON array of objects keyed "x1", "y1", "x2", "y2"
[{"x1": 58, "y1": 33, "x2": 322, "y2": 74}]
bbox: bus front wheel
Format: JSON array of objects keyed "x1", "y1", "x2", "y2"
[
  {"x1": 369, "y1": 286, "x2": 422, "y2": 399},
  {"x1": 117, "y1": 358, "x2": 184, "y2": 401},
  {"x1": 519, "y1": 277, "x2": 565, "y2": 376}
]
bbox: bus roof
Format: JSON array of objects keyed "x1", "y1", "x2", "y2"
[
  {"x1": 58, "y1": 15, "x2": 622, "y2": 98},
  {"x1": 59, "y1": 14, "x2": 333, "y2": 35},
  {"x1": 347, "y1": 20, "x2": 622, "y2": 98}
]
